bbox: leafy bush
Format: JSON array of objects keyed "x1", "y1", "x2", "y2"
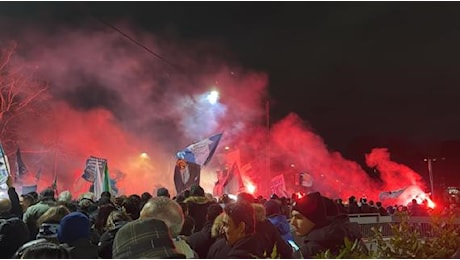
[{"x1": 316, "y1": 213, "x2": 460, "y2": 258}]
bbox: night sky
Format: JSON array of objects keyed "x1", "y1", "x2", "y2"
[{"x1": 1, "y1": 2, "x2": 460, "y2": 195}]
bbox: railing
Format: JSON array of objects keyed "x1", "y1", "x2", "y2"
[{"x1": 348, "y1": 213, "x2": 460, "y2": 239}]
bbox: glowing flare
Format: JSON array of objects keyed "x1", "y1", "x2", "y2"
[
  {"x1": 246, "y1": 183, "x2": 256, "y2": 194},
  {"x1": 207, "y1": 90, "x2": 219, "y2": 104}
]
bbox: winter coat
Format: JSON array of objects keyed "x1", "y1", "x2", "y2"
[
  {"x1": 207, "y1": 236, "x2": 263, "y2": 259},
  {"x1": 98, "y1": 221, "x2": 127, "y2": 258},
  {"x1": 23, "y1": 199, "x2": 56, "y2": 240},
  {"x1": 293, "y1": 215, "x2": 364, "y2": 258},
  {"x1": 0, "y1": 214, "x2": 30, "y2": 258},
  {"x1": 255, "y1": 218, "x2": 293, "y2": 258},
  {"x1": 267, "y1": 214, "x2": 295, "y2": 243},
  {"x1": 184, "y1": 196, "x2": 212, "y2": 232},
  {"x1": 187, "y1": 221, "x2": 215, "y2": 258},
  {"x1": 61, "y1": 237, "x2": 99, "y2": 258}
]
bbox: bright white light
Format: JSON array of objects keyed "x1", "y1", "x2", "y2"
[
  {"x1": 207, "y1": 90, "x2": 219, "y2": 104},
  {"x1": 247, "y1": 183, "x2": 256, "y2": 194},
  {"x1": 140, "y1": 153, "x2": 149, "y2": 159}
]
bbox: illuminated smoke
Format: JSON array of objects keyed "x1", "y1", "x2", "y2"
[
  {"x1": 365, "y1": 148, "x2": 425, "y2": 192},
  {"x1": 0, "y1": 18, "x2": 429, "y2": 201}
]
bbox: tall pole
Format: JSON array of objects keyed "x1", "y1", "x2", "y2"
[
  {"x1": 266, "y1": 100, "x2": 271, "y2": 193},
  {"x1": 424, "y1": 157, "x2": 437, "y2": 200}
]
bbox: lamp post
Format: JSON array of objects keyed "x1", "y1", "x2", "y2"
[
  {"x1": 423, "y1": 157, "x2": 445, "y2": 200},
  {"x1": 424, "y1": 158, "x2": 436, "y2": 200}
]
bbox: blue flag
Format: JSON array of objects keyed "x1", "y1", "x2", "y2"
[
  {"x1": 16, "y1": 147, "x2": 28, "y2": 179},
  {"x1": 176, "y1": 133, "x2": 223, "y2": 166}
]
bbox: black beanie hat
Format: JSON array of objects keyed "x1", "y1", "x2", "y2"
[{"x1": 292, "y1": 192, "x2": 327, "y2": 226}]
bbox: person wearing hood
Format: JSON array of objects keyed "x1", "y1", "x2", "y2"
[
  {"x1": 264, "y1": 199, "x2": 295, "y2": 244},
  {"x1": 184, "y1": 185, "x2": 213, "y2": 232},
  {"x1": 290, "y1": 192, "x2": 367, "y2": 258}
]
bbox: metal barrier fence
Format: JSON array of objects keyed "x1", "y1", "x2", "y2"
[{"x1": 348, "y1": 213, "x2": 460, "y2": 239}]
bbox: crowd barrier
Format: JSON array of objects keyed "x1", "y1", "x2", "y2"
[{"x1": 348, "y1": 213, "x2": 460, "y2": 239}]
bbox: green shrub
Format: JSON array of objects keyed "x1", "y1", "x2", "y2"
[{"x1": 316, "y1": 213, "x2": 460, "y2": 258}]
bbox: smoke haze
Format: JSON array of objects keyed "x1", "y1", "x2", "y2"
[{"x1": 0, "y1": 18, "x2": 428, "y2": 201}]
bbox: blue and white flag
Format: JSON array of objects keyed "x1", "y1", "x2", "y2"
[
  {"x1": 176, "y1": 133, "x2": 223, "y2": 166},
  {"x1": 0, "y1": 143, "x2": 10, "y2": 185}
]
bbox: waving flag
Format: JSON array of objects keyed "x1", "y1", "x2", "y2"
[
  {"x1": 0, "y1": 143, "x2": 10, "y2": 185},
  {"x1": 16, "y1": 147, "x2": 28, "y2": 179},
  {"x1": 82, "y1": 156, "x2": 107, "y2": 182},
  {"x1": 379, "y1": 187, "x2": 407, "y2": 201},
  {"x1": 174, "y1": 159, "x2": 201, "y2": 195},
  {"x1": 93, "y1": 159, "x2": 111, "y2": 199},
  {"x1": 223, "y1": 162, "x2": 245, "y2": 195},
  {"x1": 176, "y1": 133, "x2": 223, "y2": 166}
]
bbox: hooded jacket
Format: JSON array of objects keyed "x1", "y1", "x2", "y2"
[{"x1": 294, "y1": 214, "x2": 364, "y2": 258}]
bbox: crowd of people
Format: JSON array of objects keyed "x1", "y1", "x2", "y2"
[{"x1": 0, "y1": 173, "x2": 455, "y2": 259}]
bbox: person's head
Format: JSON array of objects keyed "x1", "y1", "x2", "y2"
[
  {"x1": 20, "y1": 194, "x2": 35, "y2": 210},
  {"x1": 156, "y1": 187, "x2": 170, "y2": 198},
  {"x1": 105, "y1": 210, "x2": 132, "y2": 230},
  {"x1": 58, "y1": 191, "x2": 72, "y2": 203},
  {"x1": 112, "y1": 218, "x2": 183, "y2": 258},
  {"x1": 57, "y1": 212, "x2": 90, "y2": 244},
  {"x1": 206, "y1": 203, "x2": 223, "y2": 222},
  {"x1": 264, "y1": 199, "x2": 281, "y2": 217},
  {"x1": 190, "y1": 185, "x2": 205, "y2": 197},
  {"x1": 141, "y1": 192, "x2": 152, "y2": 202},
  {"x1": 94, "y1": 204, "x2": 116, "y2": 232},
  {"x1": 140, "y1": 197, "x2": 184, "y2": 237},
  {"x1": 222, "y1": 201, "x2": 255, "y2": 246},
  {"x1": 122, "y1": 196, "x2": 141, "y2": 220},
  {"x1": 236, "y1": 192, "x2": 255, "y2": 204},
  {"x1": 0, "y1": 198, "x2": 12, "y2": 214},
  {"x1": 40, "y1": 188, "x2": 55, "y2": 201},
  {"x1": 37, "y1": 205, "x2": 70, "y2": 226},
  {"x1": 20, "y1": 241, "x2": 70, "y2": 259},
  {"x1": 101, "y1": 191, "x2": 112, "y2": 200},
  {"x1": 291, "y1": 192, "x2": 327, "y2": 236}
]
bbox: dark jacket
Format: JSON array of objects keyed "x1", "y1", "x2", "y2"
[
  {"x1": 187, "y1": 221, "x2": 215, "y2": 258},
  {"x1": 8, "y1": 187, "x2": 23, "y2": 219},
  {"x1": 98, "y1": 222, "x2": 127, "y2": 258},
  {"x1": 293, "y1": 215, "x2": 364, "y2": 258},
  {"x1": 0, "y1": 214, "x2": 30, "y2": 258},
  {"x1": 184, "y1": 196, "x2": 212, "y2": 232},
  {"x1": 62, "y1": 238, "x2": 99, "y2": 259},
  {"x1": 207, "y1": 236, "x2": 262, "y2": 259},
  {"x1": 267, "y1": 214, "x2": 295, "y2": 243},
  {"x1": 255, "y1": 218, "x2": 293, "y2": 258}
]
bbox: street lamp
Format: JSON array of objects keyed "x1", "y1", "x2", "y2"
[{"x1": 423, "y1": 157, "x2": 445, "y2": 200}]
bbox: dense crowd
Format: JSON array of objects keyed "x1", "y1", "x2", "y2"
[{"x1": 0, "y1": 173, "x2": 454, "y2": 259}]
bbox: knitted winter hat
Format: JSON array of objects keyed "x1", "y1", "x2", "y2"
[
  {"x1": 292, "y1": 192, "x2": 327, "y2": 226},
  {"x1": 57, "y1": 212, "x2": 90, "y2": 244}
]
